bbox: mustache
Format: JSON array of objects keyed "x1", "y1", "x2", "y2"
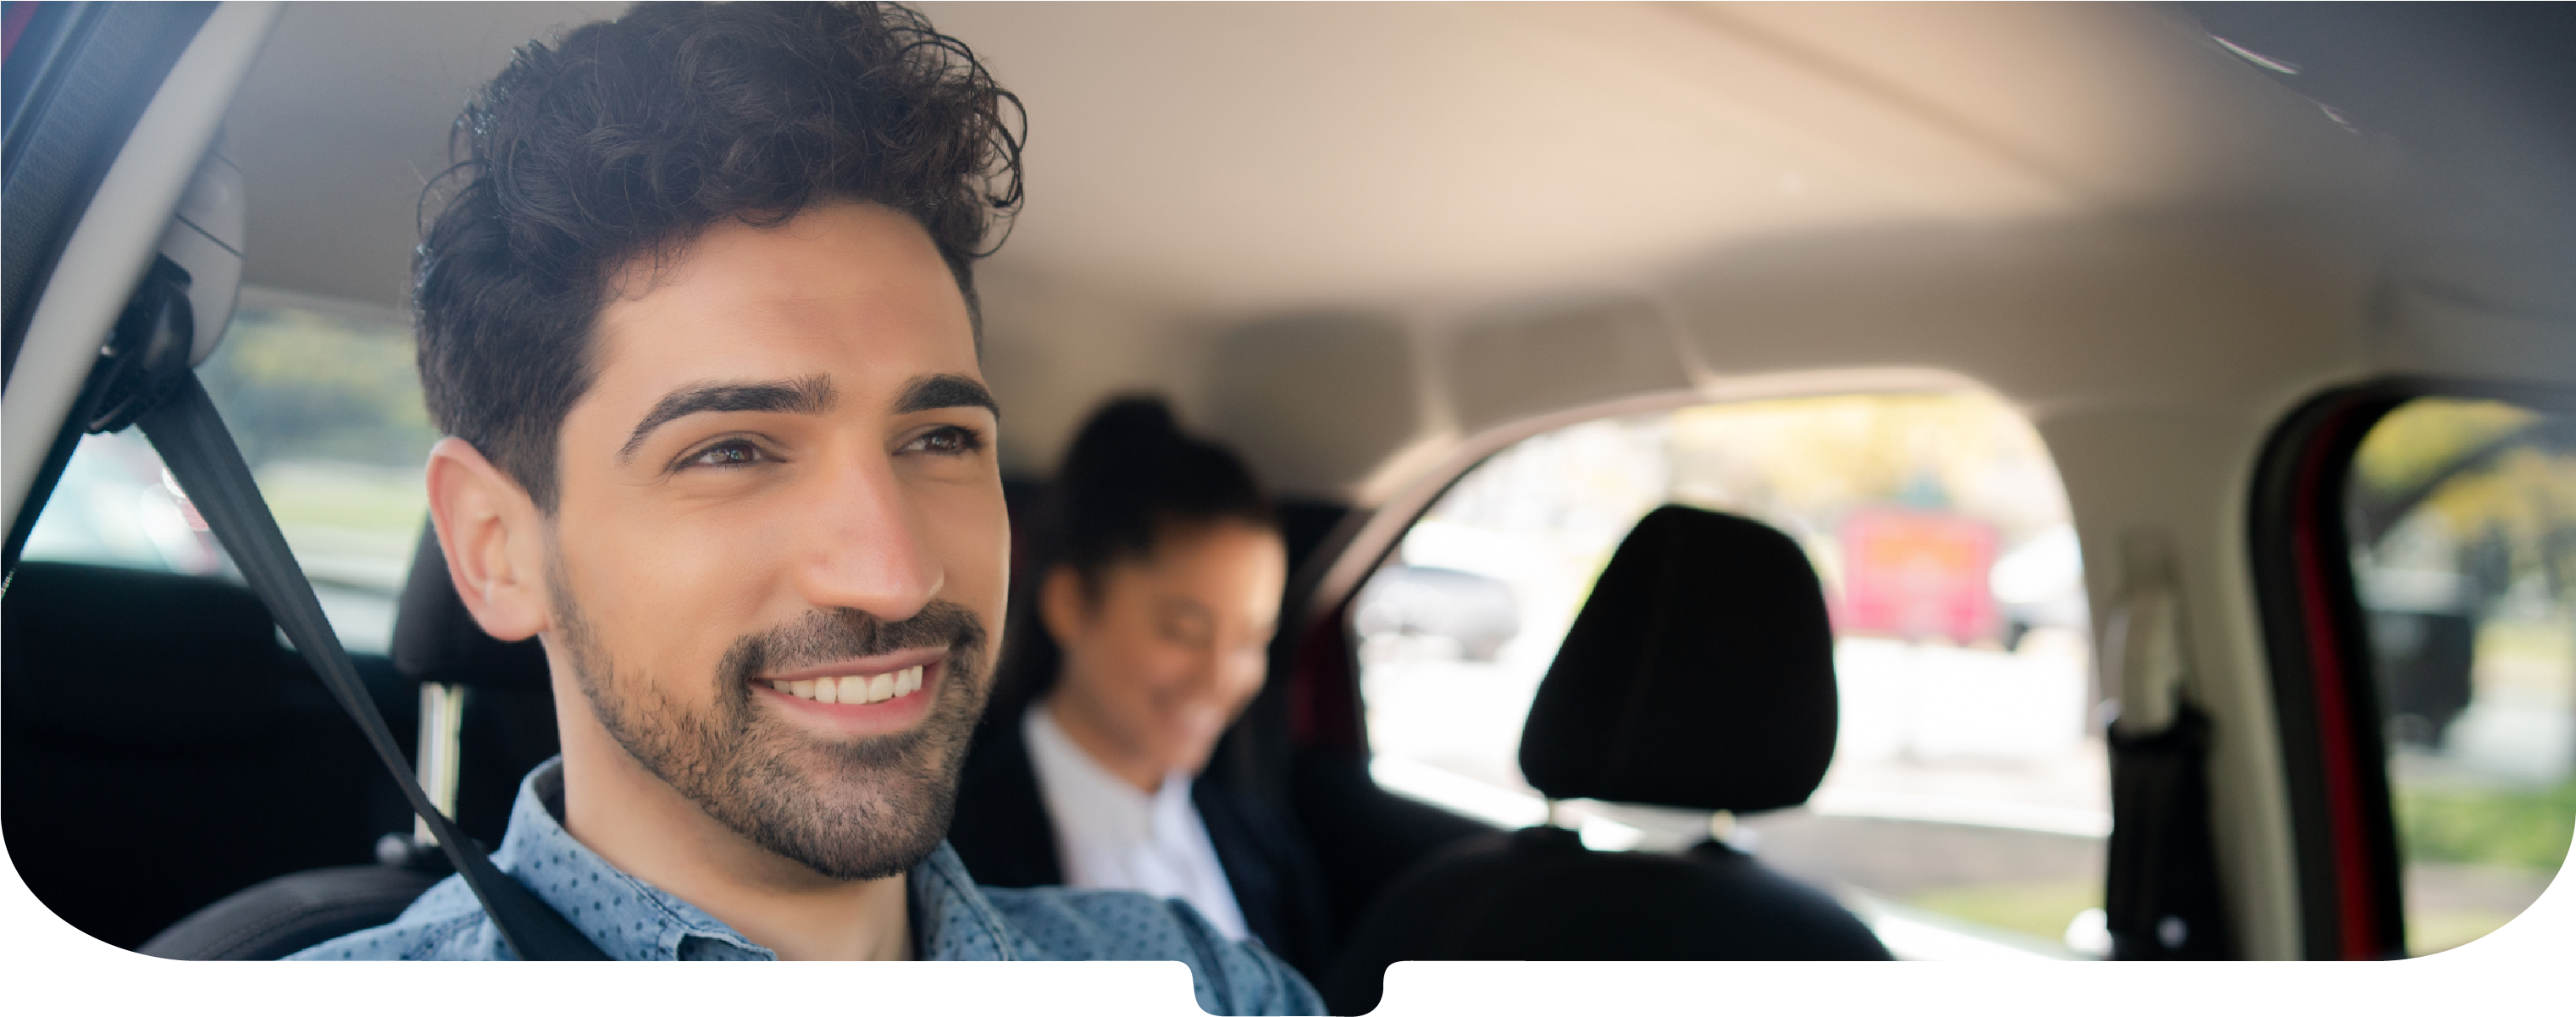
[{"x1": 717, "y1": 600, "x2": 988, "y2": 684}]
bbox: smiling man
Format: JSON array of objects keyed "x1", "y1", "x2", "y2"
[{"x1": 286, "y1": 4, "x2": 1319, "y2": 1009}]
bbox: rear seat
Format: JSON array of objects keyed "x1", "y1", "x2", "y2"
[{"x1": 1, "y1": 561, "x2": 410, "y2": 949}]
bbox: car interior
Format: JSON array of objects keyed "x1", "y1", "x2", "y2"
[{"x1": 4, "y1": 0, "x2": 2573, "y2": 999}]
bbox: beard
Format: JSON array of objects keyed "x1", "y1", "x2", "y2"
[{"x1": 548, "y1": 550, "x2": 991, "y2": 882}]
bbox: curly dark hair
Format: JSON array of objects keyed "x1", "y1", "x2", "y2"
[{"x1": 414, "y1": 1, "x2": 1023, "y2": 510}]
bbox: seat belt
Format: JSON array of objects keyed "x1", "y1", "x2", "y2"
[{"x1": 136, "y1": 373, "x2": 608, "y2": 961}]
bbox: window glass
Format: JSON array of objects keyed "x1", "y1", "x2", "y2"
[
  {"x1": 2348, "y1": 397, "x2": 2576, "y2": 956},
  {"x1": 1357, "y1": 390, "x2": 2108, "y2": 959},
  {"x1": 19, "y1": 289, "x2": 436, "y2": 653}
]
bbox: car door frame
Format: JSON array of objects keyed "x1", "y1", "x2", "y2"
[
  {"x1": 2248, "y1": 377, "x2": 2576, "y2": 959},
  {"x1": 2, "y1": 0, "x2": 276, "y2": 563}
]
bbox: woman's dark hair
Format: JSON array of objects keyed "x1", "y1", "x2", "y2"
[
  {"x1": 992, "y1": 395, "x2": 1278, "y2": 713},
  {"x1": 414, "y1": 2, "x2": 1023, "y2": 511}
]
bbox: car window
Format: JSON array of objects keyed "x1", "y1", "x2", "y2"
[
  {"x1": 1356, "y1": 390, "x2": 2108, "y2": 959},
  {"x1": 18, "y1": 288, "x2": 436, "y2": 653},
  {"x1": 2346, "y1": 396, "x2": 2576, "y2": 956}
]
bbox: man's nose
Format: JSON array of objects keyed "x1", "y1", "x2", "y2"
[{"x1": 792, "y1": 450, "x2": 941, "y2": 622}]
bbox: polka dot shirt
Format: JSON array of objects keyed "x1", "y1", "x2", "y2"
[{"x1": 285, "y1": 758, "x2": 1321, "y2": 1014}]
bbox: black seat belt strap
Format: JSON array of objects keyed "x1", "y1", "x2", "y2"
[{"x1": 138, "y1": 374, "x2": 608, "y2": 960}]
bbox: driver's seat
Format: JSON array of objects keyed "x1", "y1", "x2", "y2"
[{"x1": 139, "y1": 525, "x2": 553, "y2": 959}]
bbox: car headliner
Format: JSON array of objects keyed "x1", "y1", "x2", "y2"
[
  {"x1": 223, "y1": 3, "x2": 2570, "y2": 493},
  {"x1": 29, "y1": 1, "x2": 2571, "y2": 964}
]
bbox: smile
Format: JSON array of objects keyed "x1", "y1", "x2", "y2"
[{"x1": 762, "y1": 665, "x2": 924, "y2": 705}]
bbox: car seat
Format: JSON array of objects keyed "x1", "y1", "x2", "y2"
[
  {"x1": 1, "y1": 561, "x2": 407, "y2": 950},
  {"x1": 377, "y1": 522, "x2": 561, "y2": 845},
  {"x1": 136, "y1": 525, "x2": 557, "y2": 959},
  {"x1": 1323, "y1": 505, "x2": 1890, "y2": 1013}
]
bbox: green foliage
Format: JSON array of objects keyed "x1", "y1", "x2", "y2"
[
  {"x1": 256, "y1": 462, "x2": 429, "y2": 534},
  {"x1": 1665, "y1": 391, "x2": 2067, "y2": 543},
  {"x1": 2353, "y1": 399, "x2": 2536, "y2": 499},
  {"x1": 2396, "y1": 777, "x2": 2576, "y2": 871},
  {"x1": 2407, "y1": 906, "x2": 2523, "y2": 957},
  {"x1": 197, "y1": 303, "x2": 439, "y2": 470},
  {"x1": 1906, "y1": 878, "x2": 2100, "y2": 945}
]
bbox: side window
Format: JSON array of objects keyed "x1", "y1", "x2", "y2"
[
  {"x1": 1357, "y1": 391, "x2": 2108, "y2": 959},
  {"x1": 19, "y1": 290, "x2": 437, "y2": 652},
  {"x1": 2347, "y1": 397, "x2": 2576, "y2": 956}
]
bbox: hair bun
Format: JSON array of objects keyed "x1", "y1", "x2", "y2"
[
  {"x1": 1041, "y1": 393, "x2": 1272, "y2": 572},
  {"x1": 1077, "y1": 395, "x2": 1184, "y2": 451}
]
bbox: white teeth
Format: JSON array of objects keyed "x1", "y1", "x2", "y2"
[{"x1": 773, "y1": 666, "x2": 928, "y2": 705}]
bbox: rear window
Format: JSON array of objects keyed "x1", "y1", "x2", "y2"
[
  {"x1": 1355, "y1": 390, "x2": 2108, "y2": 959},
  {"x1": 2346, "y1": 396, "x2": 2576, "y2": 955},
  {"x1": 19, "y1": 289, "x2": 436, "y2": 653}
]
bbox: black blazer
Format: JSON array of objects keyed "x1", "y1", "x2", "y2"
[{"x1": 947, "y1": 700, "x2": 1333, "y2": 978}]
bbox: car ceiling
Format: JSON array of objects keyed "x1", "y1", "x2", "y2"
[{"x1": 220, "y1": 2, "x2": 2571, "y2": 495}]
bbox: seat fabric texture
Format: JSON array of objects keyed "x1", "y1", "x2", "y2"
[
  {"x1": 1324, "y1": 826, "x2": 1889, "y2": 1010},
  {"x1": 133, "y1": 523, "x2": 561, "y2": 957},
  {"x1": 1326, "y1": 506, "x2": 1886, "y2": 1013},
  {"x1": 1, "y1": 562, "x2": 402, "y2": 949},
  {"x1": 137, "y1": 864, "x2": 441, "y2": 959}
]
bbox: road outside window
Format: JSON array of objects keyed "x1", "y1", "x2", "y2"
[
  {"x1": 2348, "y1": 397, "x2": 2576, "y2": 956},
  {"x1": 20, "y1": 289, "x2": 436, "y2": 653},
  {"x1": 1356, "y1": 390, "x2": 2109, "y2": 959}
]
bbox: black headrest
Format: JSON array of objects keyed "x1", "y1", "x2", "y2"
[
  {"x1": 391, "y1": 523, "x2": 550, "y2": 691},
  {"x1": 1516, "y1": 506, "x2": 1838, "y2": 814},
  {"x1": 2, "y1": 561, "x2": 298, "y2": 746}
]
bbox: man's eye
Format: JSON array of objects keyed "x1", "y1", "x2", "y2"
[
  {"x1": 906, "y1": 426, "x2": 984, "y2": 456},
  {"x1": 686, "y1": 441, "x2": 767, "y2": 468}
]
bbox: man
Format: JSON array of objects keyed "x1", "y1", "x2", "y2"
[{"x1": 291, "y1": 4, "x2": 1320, "y2": 1009}]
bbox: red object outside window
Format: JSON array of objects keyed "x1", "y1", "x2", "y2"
[{"x1": 1834, "y1": 507, "x2": 2001, "y2": 645}]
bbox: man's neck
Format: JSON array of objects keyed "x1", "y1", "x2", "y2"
[{"x1": 553, "y1": 702, "x2": 913, "y2": 961}]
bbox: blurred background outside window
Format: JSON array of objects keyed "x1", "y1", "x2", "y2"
[
  {"x1": 1355, "y1": 390, "x2": 2109, "y2": 959},
  {"x1": 20, "y1": 289, "x2": 436, "y2": 653},
  {"x1": 2347, "y1": 397, "x2": 2576, "y2": 956}
]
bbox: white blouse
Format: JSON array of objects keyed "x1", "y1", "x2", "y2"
[{"x1": 1022, "y1": 701, "x2": 1252, "y2": 941}]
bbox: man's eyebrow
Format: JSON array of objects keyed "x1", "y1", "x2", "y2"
[
  {"x1": 618, "y1": 373, "x2": 837, "y2": 462},
  {"x1": 893, "y1": 373, "x2": 1000, "y2": 419}
]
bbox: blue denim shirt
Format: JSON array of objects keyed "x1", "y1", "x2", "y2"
[{"x1": 290, "y1": 758, "x2": 1320, "y2": 1014}]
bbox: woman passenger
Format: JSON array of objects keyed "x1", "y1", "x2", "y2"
[{"x1": 948, "y1": 395, "x2": 1330, "y2": 976}]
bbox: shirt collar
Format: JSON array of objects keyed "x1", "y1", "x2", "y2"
[
  {"x1": 1022, "y1": 699, "x2": 1196, "y2": 845},
  {"x1": 493, "y1": 756, "x2": 1028, "y2": 960}
]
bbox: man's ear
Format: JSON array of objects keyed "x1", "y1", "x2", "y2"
[
  {"x1": 1037, "y1": 566, "x2": 1092, "y2": 649},
  {"x1": 424, "y1": 436, "x2": 549, "y2": 642}
]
